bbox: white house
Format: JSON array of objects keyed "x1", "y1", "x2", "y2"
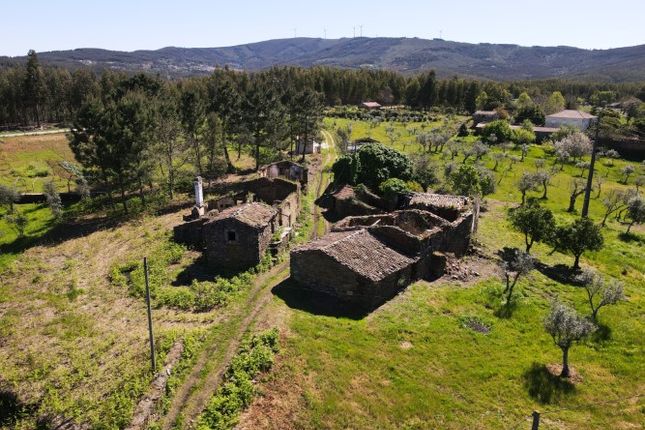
[{"x1": 545, "y1": 110, "x2": 597, "y2": 131}]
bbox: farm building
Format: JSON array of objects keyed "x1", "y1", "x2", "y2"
[
  {"x1": 361, "y1": 101, "x2": 382, "y2": 109},
  {"x1": 258, "y1": 160, "x2": 309, "y2": 189},
  {"x1": 174, "y1": 175, "x2": 301, "y2": 271},
  {"x1": 291, "y1": 192, "x2": 478, "y2": 307},
  {"x1": 202, "y1": 203, "x2": 278, "y2": 272},
  {"x1": 295, "y1": 138, "x2": 321, "y2": 155},
  {"x1": 290, "y1": 229, "x2": 417, "y2": 307},
  {"x1": 472, "y1": 110, "x2": 500, "y2": 124},
  {"x1": 545, "y1": 109, "x2": 597, "y2": 130}
]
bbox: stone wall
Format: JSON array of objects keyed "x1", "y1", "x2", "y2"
[
  {"x1": 290, "y1": 250, "x2": 415, "y2": 307},
  {"x1": 173, "y1": 217, "x2": 208, "y2": 249},
  {"x1": 203, "y1": 218, "x2": 273, "y2": 272}
]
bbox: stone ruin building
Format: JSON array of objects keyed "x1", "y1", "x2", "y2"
[
  {"x1": 258, "y1": 160, "x2": 308, "y2": 190},
  {"x1": 174, "y1": 171, "x2": 301, "y2": 272},
  {"x1": 291, "y1": 190, "x2": 478, "y2": 307}
]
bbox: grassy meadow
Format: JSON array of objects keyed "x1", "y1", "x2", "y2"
[
  {"x1": 0, "y1": 119, "x2": 643, "y2": 429},
  {"x1": 238, "y1": 118, "x2": 644, "y2": 429}
]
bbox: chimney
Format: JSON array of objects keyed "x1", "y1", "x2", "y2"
[{"x1": 193, "y1": 176, "x2": 205, "y2": 216}]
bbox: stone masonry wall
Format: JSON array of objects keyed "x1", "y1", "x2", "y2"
[{"x1": 203, "y1": 219, "x2": 273, "y2": 272}]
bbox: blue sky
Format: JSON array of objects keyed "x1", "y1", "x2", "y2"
[{"x1": 1, "y1": 0, "x2": 644, "y2": 56}]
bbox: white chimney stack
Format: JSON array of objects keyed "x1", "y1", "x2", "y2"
[{"x1": 194, "y1": 176, "x2": 204, "y2": 209}]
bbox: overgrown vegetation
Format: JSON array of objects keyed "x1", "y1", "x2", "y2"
[
  {"x1": 196, "y1": 329, "x2": 279, "y2": 430},
  {"x1": 109, "y1": 239, "x2": 273, "y2": 312}
]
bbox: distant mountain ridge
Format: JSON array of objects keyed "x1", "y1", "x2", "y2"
[{"x1": 3, "y1": 37, "x2": 645, "y2": 82}]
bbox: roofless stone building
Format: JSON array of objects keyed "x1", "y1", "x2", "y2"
[{"x1": 291, "y1": 192, "x2": 478, "y2": 307}]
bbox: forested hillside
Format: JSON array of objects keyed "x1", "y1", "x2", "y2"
[{"x1": 2, "y1": 37, "x2": 645, "y2": 81}]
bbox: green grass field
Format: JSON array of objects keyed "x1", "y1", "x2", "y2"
[
  {"x1": 239, "y1": 119, "x2": 644, "y2": 429},
  {"x1": 0, "y1": 120, "x2": 642, "y2": 429}
]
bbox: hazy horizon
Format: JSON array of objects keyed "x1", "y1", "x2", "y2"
[
  {"x1": 4, "y1": 35, "x2": 645, "y2": 58},
  {"x1": 2, "y1": 0, "x2": 644, "y2": 56}
]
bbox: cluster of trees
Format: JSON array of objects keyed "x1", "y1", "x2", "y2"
[
  {"x1": 67, "y1": 68, "x2": 323, "y2": 213},
  {"x1": 3, "y1": 51, "x2": 644, "y2": 128}
]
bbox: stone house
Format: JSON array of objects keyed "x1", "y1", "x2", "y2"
[
  {"x1": 291, "y1": 229, "x2": 416, "y2": 307},
  {"x1": 291, "y1": 192, "x2": 478, "y2": 306},
  {"x1": 473, "y1": 110, "x2": 500, "y2": 125},
  {"x1": 258, "y1": 160, "x2": 309, "y2": 189},
  {"x1": 202, "y1": 202, "x2": 278, "y2": 272},
  {"x1": 545, "y1": 110, "x2": 597, "y2": 131},
  {"x1": 173, "y1": 176, "x2": 301, "y2": 272}
]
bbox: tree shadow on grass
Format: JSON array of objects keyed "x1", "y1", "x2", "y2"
[
  {"x1": 523, "y1": 362, "x2": 576, "y2": 404},
  {"x1": 534, "y1": 262, "x2": 579, "y2": 285},
  {"x1": 271, "y1": 277, "x2": 375, "y2": 320},
  {"x1": 494, "y1": 301, "x2": 518, "y2": 319},
  {"x1": 591, "y1": 322, "x2": 612, "y2": 343},
  {"x1": 0, "y1": 388, "x2": 36, "y2": 427},
  {"x1": 171, "y1": 255, "x2": 226, "y2": 286},
  {"x1": 618, "y1": 232, "x2": 644, "y2": 244}
]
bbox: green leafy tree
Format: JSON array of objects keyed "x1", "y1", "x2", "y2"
[
  {"x1": 450, "y1": 164, "x2": 480, "y2": 196},
  {"x1": 625, "y1": 195, "x2": 645, "y2": 234},
  {"x1": 482, "y1": 120, "x2": 513, "y2": 143},
  {"x1": 552, "y1": 218, "x2": 604, "y2": 269},
  {"x1": 508, "y1": 201, "x2": 556, "y2": 253},
  {"x1": 544, "y1": 301, "x2": 595, "y2": 378},
  {"x1": 516, "y1": 92, "x2": 534, "y2": 110},
  {"x1": 332, "y1": 143, "x2": 412, "y2": 189},
  {"x1": 23, "y1": 50, "x2": 47, "y2": 126},
  {"x1": 410, "y1": 154, "x2": 439, "y2": 191},
  {"x1": 544, "y1": 91, "x2": 566, "y2": 115},
  {"x1": 241, "y1": 77, "x2": 286, "y2": 171}
]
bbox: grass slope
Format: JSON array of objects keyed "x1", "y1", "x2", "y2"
[{"x1": 239, "y1": 119, "x2": 644, "y2": 429}]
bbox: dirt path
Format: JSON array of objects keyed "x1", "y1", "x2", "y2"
[
  {"x1": 311, "y1": 130, "x2": 336, "y2": 239},
  {"x1": 0, "y1": 128, "x2": 69, "y2": 138},
  {"x1": 160, "y1": 135, "x2": 338, "y2": 428},
  {"x1": 160, "y1": 262, "x2": 289, "y2": 429}
]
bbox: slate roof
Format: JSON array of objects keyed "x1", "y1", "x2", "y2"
[
  {"x1": 547, "y1": 109, "x2": 597, "y2": 119},
  {"x1": 294, "y1": 229, "x2": 414, "y2": 282},
  {"x1": 208, "y1": 202, "x2": 277, "y2": 228}
]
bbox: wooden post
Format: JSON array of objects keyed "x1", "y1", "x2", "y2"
[
  {"x1": 531, "y1": 410, "x2": 540, "y2": 430},
  {"x1": 144, "y1": 257, "x2": 156, "y2": 373},
  {"x1": 582, "y1": 110, "x2": 601, "y2": 218}
]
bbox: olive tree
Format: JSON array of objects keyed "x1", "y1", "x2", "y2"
[
  {"x1": 625, "y1": 195, "x2": 645, "y2": 234},
  {"x1": 544, "y1": 301, "x2": 595, "y2": 378},
  {"x1": 551, "y1": 218, "x2": 604, "y2": 270},
  {"x1": 508, "y1": 201, "x2": 556, "y2": 253},
  {"x1": 517, "y1": 172, "x2": 540, "y2": 205},
  {"x1": 554, "y1": 132, "x2": 592, "y2": 162},
  {"x1": 621, "y1": 165, "x2": 635, "y2": 184},
  {"x1": 43, "y1": 181, "x2": 63, "y2": 220},
  {"x1": 575, "y1": 269, "x2": 625, "y2": 322},
  {"x1": 500, "y1": 250, "x2": 533, "y2": 304},
  {"x1": 0, "y1": 184, "x2": 20, "y2": 213},
  {"x1": 600, "y1": 189, "x2": 628, "y2": 227},
  {"x1": 567, "y1": 179, "x2": 586, "y2": 213}
]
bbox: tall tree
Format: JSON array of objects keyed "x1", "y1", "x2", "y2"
[
  {"x1": 23, "y1": 50, "x2": 46, "y2": 126},
  {"x1": 241, "y1": 77, "x2": 286, "y2": 171}
]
